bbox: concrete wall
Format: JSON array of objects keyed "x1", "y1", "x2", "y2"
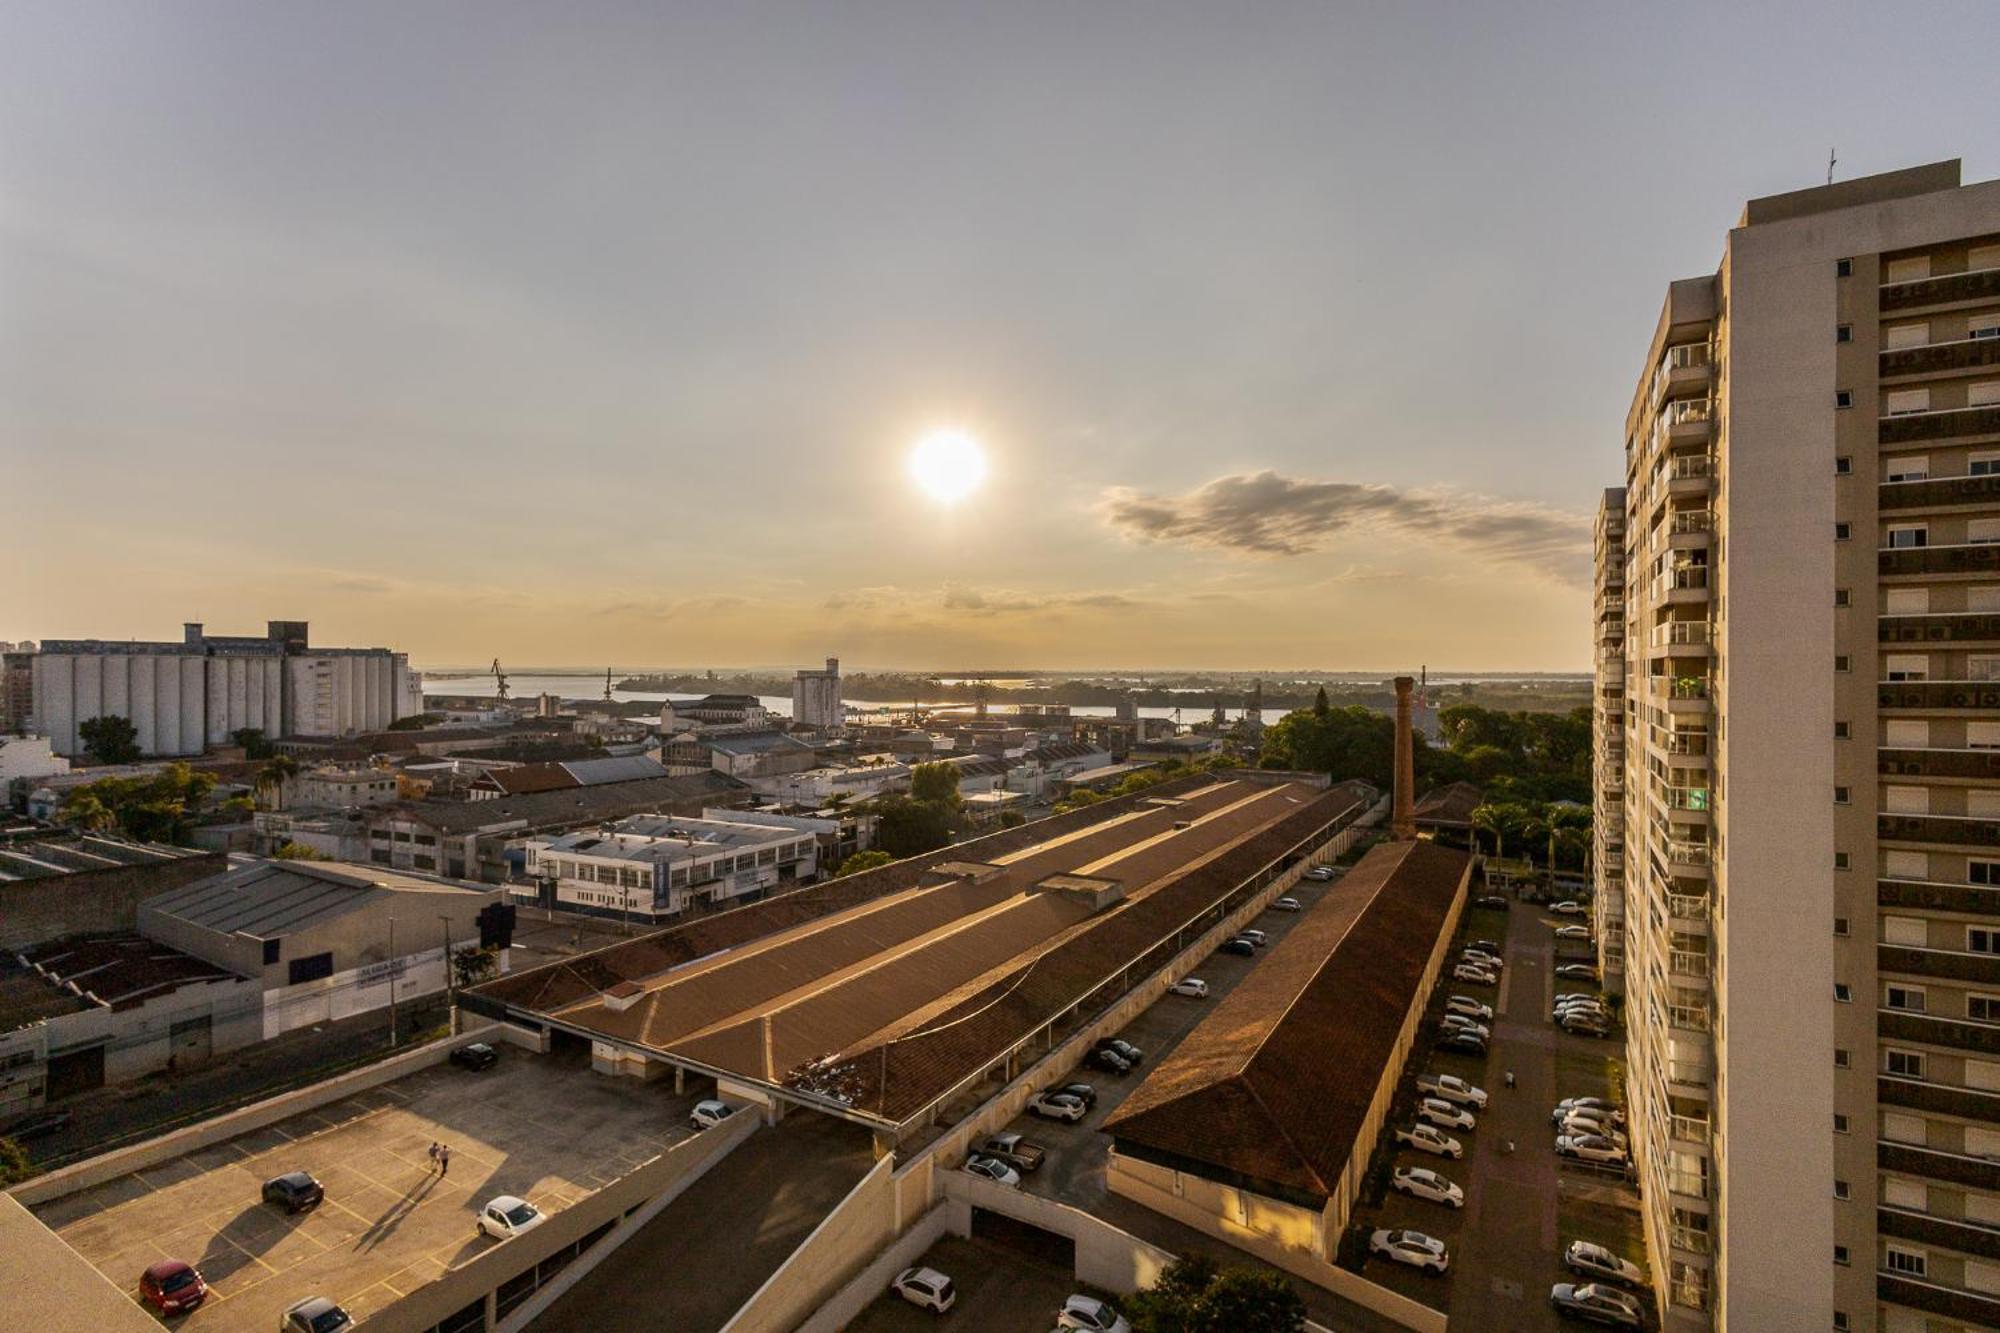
[
  {"x1": 0, "y1": 850, "x2": 227, "y2": 950},
  {"x1": 0, "y1": 1195, "x2": 161, "y2": 1333},
  {"x1": 719, "y1": 1151, "x2": 897, "y2": 1333},
  {"x1": 945, "y1": 1169, "x2": 1178, "y2": 1294},
  {"x1": 792, "y1": 1203, "x2": 955, "y2": 1333}
]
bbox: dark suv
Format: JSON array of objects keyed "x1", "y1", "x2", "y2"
[
  {"x1": 449, "y1": 1042, "x2": 499, "y2": 1071},
  {"x1": 263, "y1": 1171, "x2": 325, "y2": 1214}
]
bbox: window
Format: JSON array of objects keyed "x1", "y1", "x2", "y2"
[
  {"x1": 1836, "y1": 390, "x2": 1853, "y2": 409},
  {"x1": 1972, "y1": 858, "x2": 2000, "y2": 885},
  {"x1": 1887, "y1": 525, "x2": 1929, "y2": 549},
  {"x1": 1836, "y1": 324, "x2": 1852, "y2": 343},
  {"x1": 1971, "y1": 994, "x2": 2000, "y2": 1022},
  {"x1": 1835, "y1": 522, "x2": 1851, "y2": 541},
  {"x1": 1834, "y1": 1314, "x2": 1849, "y2": 1331},
  {"x1": 1973, "y1": 381, "x2": 2000, "y2": 408},
  {"x1": 1974, "y1": 246, "x2": 2000, "y2": 272},
  {"x1": 1834, "y1": 1048, "x2": 1851, "y2": 1068},
  {"x1": 1973, "y1": 655, "x2": 2000, "y2": 681},
  {"x1": 1885, "y1": 455, "x2": 1929, "y2": 482},
  {"x1": 1834, "y1": 983, "x2": 1852, "y2": 1002},
  {"x1": 1975, "y1": 451, "x2": 2000, "y2": 477},
  {"x1": 1884, "y1": 1177, "x2": 1927, "y2": 1210},
  {"x1": 1886, "y1": 587, "x2": 1929, "y2": 614},
  {"x1": 1834, "y1": 1112, "x2": 1850, "y2": 1133},
  {"x1": 1886, "y1": 985, "x2": 1926, "y2": 1013},
  {"x1": 1885, "y1": 654, "x2": 1929, "y2": 682},
  {"x1": 1887, "y1": 388, "x2": 1932, "y2": 416},
  {"x1": 1973, "y1": 312, "x2": 2000, "y2": 340},
  {"x1": 1885, "y1": 721, "x2": 1930, "y2": 749},
  {"x1": 1886, "y1": 1049, "x2": 1926, "y2": 1079},
  {"x1": 1834, "y1": 654, "x2": 1851, "y2": 672},
  {"x1": 1972, "y1": 518, "x2": 2000, "y2": 545},
  {"x1": 1884, "y1": 1112, "x2": 1927, "y2": 1145},
  {"x1": 1835, "y1": 455, "x2": 1852, "y2": 475},
  {"x1": 1886, "y1": 1246, "x2": 1927, "y2": 1278},
  {"x1": 1969, "y1": 1058, "x2": 2000, "y2": 1092},
  {"x1": 1834, "y1": 721, "x2": 1850, "y2": 739},
  {"x1": 1885, "y1": 322, "x2": 1930, "y2": 351},
  {"x1": 1836, "y1": 257, "x2": 1853, "y2": 277},
  {"x1": 1834, "y1": 786, "x2": 1851, "y2": 805},
  {"x1": 1884, "y1": 784, "x2": 1930, "y2": 814},
  {"x1": 1835, "y1": 851, "x2": 1850, "y2": 869},
  {"x1": 1972, "y1": 926, "x2": 1999, "y2": 955},
  {"x1": 262, "y1": 938, "x2": 282, "y2": 965},
  {"x1": 1886, "y1": 256, "x2": 1933, "y2": 282},
  {"x1": 287, "y1": 952, "x2": 334, "y2": 985},
  {"x1": 1833, "y1": 1245, "x2": 1850, "y2": 1266},
  {"x1": 1834, "y1": 589, "x2": 1851, "y2": 607},
  {"x1": 1972, "y1": 587, "x2": 2000, "y2": 614},
  {"x1": 1833, "y1": 1179, "x2": 1850, "y2": 1199},
  {"x1": 1834, "y1": 916, "x2": 1850, "y2": 937},
  {"x1": 1883, "y1": 915, "x2": 1928, "y2": 946}
]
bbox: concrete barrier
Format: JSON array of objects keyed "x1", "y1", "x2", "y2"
[
  {"x1": 8, "y1": 1023, "x2": 504, "y2": 1207},
  {"x1": 943, "y1": 1170, "x2": 1176, "y2": 1294},
  {"x1": 719, "y1": 1152, "x2": 897, "y2": 1333},
  {"x1": 792, "y1": 1203, "x2": 954, "y2": 1333}
]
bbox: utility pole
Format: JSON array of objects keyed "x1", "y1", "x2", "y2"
[
  {"x1": 440, "y1": 913, "x2": 455, "y2": 1011},
  {"x1": 386, "y1": 914, "x2": 398, "y2": 1050}
]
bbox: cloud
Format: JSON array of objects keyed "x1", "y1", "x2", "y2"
[
  {"x1": 1097, "y1": 471, "x2": 1588, "y2": 578},
  {"x1": 941, "y1": 586, "x2": 1139, "y2": 615}
]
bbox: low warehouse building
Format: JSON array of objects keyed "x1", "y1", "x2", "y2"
[{"x1": 1101, "y1": 838, "x2": 1472, "y2": 1281}]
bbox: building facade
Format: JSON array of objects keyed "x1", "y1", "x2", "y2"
[
  {"x1": 1602, "y1": 160, "x2": 2000, "y2": 1332},
  {"x1": 792, "y1": 657, "x2": 843, "y2": 730},
  {"x1": 1593, "y1": 489, "x2": 1629, "y2": 997},
  {"x1": 32, "y1": 621, "x2": 414, "y2": 758},
  {"x1": 517, "y1": 812, "x2": 819, "y2": 921}
]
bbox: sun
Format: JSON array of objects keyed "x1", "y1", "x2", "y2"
[{"x1": 909, "y1": 429, "x2": 988, "y2": 504}]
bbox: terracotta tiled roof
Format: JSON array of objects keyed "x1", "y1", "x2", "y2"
[
  {"x1": 1412, "y1": 781, "x2": 1484, "y2": 829},
  {"x1": 1100, "y1": 839, "x2": 1470, "y2": 1202}
]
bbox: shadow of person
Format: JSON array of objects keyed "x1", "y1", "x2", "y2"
[{"x1": 352, "y1": 1171, "x2": 441, "y2": 1253}]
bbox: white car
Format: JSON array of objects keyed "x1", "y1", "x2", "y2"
[
  {"x1": 892, "y1": 1266, "x2": 957, "y2": 1313},
  {"x1": 1394, "y1": 1122, "x2": 1464, "y2": 1158},
  {"x1": 1461, "y1": 950, "x2": 1503, "y2": 971},
  {"x1": 1418, "y1": 1097, "x2": 1477, "y2": 1131},
  {"x1": 962, "y1": 1154, "x2": 1021, "y2": 1187},
  {"x1": 1169, "y1": 977, "x2": 1209, "y2": 997},
  {"x1": 1550, "y1": 1282, "x2": 1644, "y2": 1327},
  {"x1": 280, "y1": 1298, "x2": 353, "y2": 1333},
  {"x1": 1238, "y1": 929, "x2": 1268, "y2": 946},
  {"x1": 1303, "y1": 866, "x2": 1336, "y2": 881},
  {"x1": 1056, "y1": 1294, "x2": 1131, "y2": 1333},
  {"x1": 1566, "y1": 1240, "x2": 1646, "y2": 1288},
  {"x1": 1554, "y1": 924, "x2": 1592, "y2": 940},
  {"x1": 689, "y1": 1099, "x2": 735, "y2": 1130},
  {"x1": 1556, "y1": 1133, "x2": 1628, "y2": 1165},
  {"x1": 1452, "y1": 964, "x2": 1498, "y2": 986},
  {"x1": 1441, "y1": 1015, "x2": 1491, "y2": 1040},
  {"x1": 1554, "y1": 1097, "x2": 1624, "y2": 1124},
  {"x1": 1560, "y1": 1112, "x2": 1628, "y2": 1146},
  {"x1": 1028, "y1": 1091, "x2": 1088, "y2": 1123},
  {"x1": 1416, "y1": 1073, "x2": 1488, "y2": 1109},
  {"x1": 1553, "y1": 1002, "x2": 1606, "y2": 1022},
  {"x1": 1369, "y1": 1228, "x2": 1449, "y2": 1273},
  {"x1": 1391, "y1": 1166, "x2": 1464, "y2": 1208},
  {"x1": 1271, "y1": 896, "x2": 1304, "y2": 911},
  {"x1": 1550, "y1": 900, "x2": 1587, "y2": 916},
  {"x1": 1444, "y1": 996, "x2": 1493, "y2": 1021},
  {"x1": 476, "y1": 1195, "x2": 545, "y2": 1241}
]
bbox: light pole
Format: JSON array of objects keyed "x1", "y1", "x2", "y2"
[
  {"x1": 386, "y1": 914, "x2": 397, "y2": 1050},
  {"x1": 440, "y1": 913, "x2": 455, "y2": 1012}
]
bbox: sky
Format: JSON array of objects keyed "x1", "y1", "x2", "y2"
[{"x1": 4, "y1": 2, "x2": 1998, "y2": 673}]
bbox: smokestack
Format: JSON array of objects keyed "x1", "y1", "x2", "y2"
[{"x1": 1392, "y1": 675, "x2": 1416, "y2": 840}]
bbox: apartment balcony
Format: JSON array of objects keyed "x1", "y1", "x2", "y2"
[
  {"x1": 1876, "y1": 943, "x2": 2000, "y2": 987},
  {"x1": 1880, "y1": 264, "x2": 2000, "y2": 312},
  {"x1": 1665, "y1": 455, "x2": 1714, "y2": 499},
  {"x1": 1661, "y1": 396, "x2": 1714, "y2": 446},
  {"x1": 1878, "y1": 747, "x2": 2000, "y2": 780},
  {"x1": 1666, "y1": 893, "x2": 1710, "y2": 929},
  {"x1": 1880, "y1": 472, "x2": 2000, "y2": 512},
  {"x1": 1876, "y1": 1075, "x2": 2000, "y2": 1127},
  {"x1": 1667, "y1": 1114, "x2": 1710, "y2": 1147},
  {"x1": 1879, "y1": 1140, "x2": 2000, "y2": 1190},
  {"x1": 1876, "y1": 1272, "x2": 2000, "y2": 1327},
  {"x1": 1879, "y1": 1206, "x2": 2000, "y2": 1263},
  {"x1": 1879, "y1": 404, "x2": 2000, "y2": 445},
  {"x1": 1879, "y1": 542, "x2": 2000, "y2": 577},
  {"x1": 1666, "y1": 508, "x2": 1714, "y2": 545},
  {"x1": 1648, "y1": 620, "x2": 1712, "y2": 655},
  {"x1": 1668, "y1": 948, "x2": 1711, "y2": 981},
  {"x1": 1880, "y1": 334, "x2": 2000, "y2": 378},
  {"x1": 1881, "y1": 612, "x2": 2000, "y2": 647},
  {"x1": 1666, "y1": 841, "x2": 1711, "y2": 874},
  {"x1": 1879, "y1": 680, "x2": 2000, "y2": 712},
  {"x1": 1877, "y1": 877, "x2": 2000, "y2": 916},
  {"x1": 1877, "y1": 812, "x2": 2000, "y2": 851},
  {"x1": 1877, "y1": 1009, "x2": 2000, "y2": 1058},
  {"x1": 1654, "y1": 342, "x2": 1713, "y2": 404}
]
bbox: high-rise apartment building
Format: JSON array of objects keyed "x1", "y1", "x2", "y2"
[
  {"x1": 1603, "y1": 159, "x2": 2000, "y2": 1333},
  {"x1": 1594, "y1": 488, "x2": 1629, "y2": 997}
]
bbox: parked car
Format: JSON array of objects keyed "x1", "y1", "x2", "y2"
[
  {"x1": 1271, "y1": 896, "x2": 1304, "y2": 911},
  {"x1": 1462, "y1": 945, "x2": 1503, "y2": 966},
  {"x1": 1467, "y1": 939, "x2": 1503, "y2": 957},
  {"x1": 1452, "y1": 964, "x2": 1497, "y2": 986},
  {"x1": 139, "y1": 1260, "x2": 208, "y2": 1315},
  {"x1": 1418, "y1": 1097, "x2": 1477, "y2": 1131},
  {"x1": 1057, "y1": 1081, "x2": 1098, "y2": 1107},
  {"x1": 1560, "y1": 1015, "x2": 1612, "y2": 1039},
  {"x1": 448, "y1": 1042, "x2": 499, "y2": 1071},
  {"x1": 1554, "y1": 925, "x2": 1593, "y2": 941},
  {"x1": 1554, "y1": 992, "x2": 1603, "y2": 1008},
  {"x1": 477, "y1": 1196, "x2": 545, "y2": 1241},
  {"x1": 0, "y1": 1108, "x2": 73, "y2": 1141},
  {"x1": 1416, "y1": 1073, "x2": 1488, "y2": 1108},
  {"x1": 1554, "y1": 1097, "x2": 1624, "y2": 1124},
  {"x1": 1303, "y1": 866, "x2": 1336, "y2": 882},
  {"x1": 1476, "y1": 894, "x2": 1510, "y2": 909},
  {"x1": 1094, "y1": 1037, "x2": 1144, "y2": 1065},
  {"x1": 1560, "y1": 1112, "x2": 1628, "y2": 1146},
  {"x1": 690, "y1": 1099, "x2": 735, "y2": 1130},
  {"x1": 1444, "y1": 995, "x2": 1493, "y2": 1021},
  {"x1": 1566, "y1": 1240, "x2": 1646, "y2": 1288},
  {"x1": 1221, "y1": 938, "x2": 1257, "y2": 957},
  {"x1": 1029, "y1": 1091, "x2": 1089, "y2": 1122},
  {"x1": 1441, "y1": 1015, "x2": 1491, "y2": 1040},
  {"x1": 1550, "y1": 900, "x2": 1587, "y2": 916},
  {"x1": 1391, "y1": 1166, "x2": 1465, "y2": 1208},
  {"x1": 1237, "y1": 929, "x2": 1268, "y2": 946},
  {"x1": 1394, "y1": 1122, "x2": 1464, "y2": 1158},
  {"x1": 261, "y1": 1172, "x2": 324, "y2": 1214},
  {"x1": 978, "y1": 1133, "x2": 1046, "y2": 1173},
  {"x1": 1056, "y1": 1293, "x2": 1131, "y2": 1333},
  {"x1": 1087, "y1": 1047, "x2": 1132, "y2": 1074},
  {"x1": 963, "y1": 1154, "x2": 1022, "y2": 1187},
  {"x1": 1556, "y1": 963, "x2": 1600, "y2": 981},
  {"x1": 1555, "y1": 1134, "x2": 1628, "y2": 1166},
  {"x1": 1553, "y1": 1000, "x2": 1607, "y2": 1020},
  {"x1": 892, "y1": 1266, "x2": 957, "y2": 1314},
  {"x1": 1169, "y1": 977, "x2": 1209, "y2": 997},
  {"x1": 1433, "y1": 1030, "x2": 1489, "y2": 1056},
  {"x1": 1549, "y1": 1282, "x2": 1644, "y2": 1327},
  {"x1": 280, "y1": 1297, "x2": 353, "y2": 1333},
  {"x1": 1368, "y1": 1228, "x2": 1449, "y2": 1274}
]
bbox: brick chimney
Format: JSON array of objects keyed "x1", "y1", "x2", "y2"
[{"x1": 1392, "y1": 675, "x2": 1416, "y2": 840}]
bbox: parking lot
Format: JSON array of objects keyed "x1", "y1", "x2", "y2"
[
  {"x1": 34, "y1": 1047, "x2": 706, "y2": 1331},
  {"x1": 1340, "y1": 887, "x2": 1654, "y2": 1331},
  {"x1": 844, "y1": 1233, "x2": 1087, "y2": 1333}
]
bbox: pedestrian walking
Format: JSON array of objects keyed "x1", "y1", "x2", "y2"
[
  {"x1": 427, "y1": 1141, "x2": 440, "y2": 1173},
  {"x1": 439, "y1": 1144, "x2": 451, "y2": 1177},
  {"x1": 1504, "y1": 1070, "x2": 1516, "y2": 1089}
]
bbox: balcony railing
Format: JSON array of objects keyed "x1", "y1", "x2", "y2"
[
  {"x1": 1876, "y1": 1075, "x2": 2000, "y2": 1128},
  {"x1": 1660, "y1": 342, "x2": 1712, "y2": 374},
  {"x1": 1878, "y1": 747, "x2": 2000, "y2": 780},
  {"x1": 1668, "y1": 1114, "x2": 1710, "y2": 1145},
  {"x1": 1669, "y1": 949, "x2": 1710, "y2": 979},
  {"x1": 1664, "y1": 787, "x2": 1711, "y2": 812},
  {"x1": 1880, "y1": 612, "x2": 2000, "y2": 645},
  {"x1": 1877, "y1": 812, "x2": 2000, "y2": 850},
  {"x1": 1876, "y1": 943, "x2": 2000, "y2": 986},
  {"x1": 1880, "y1": 334, "x2": 2000, "y2": 377},
  {"x1": 1669, "y1": 509, "x2": 1714, "y2": 534},
  {"x1": 1662, "y1": 396, "x2": 1712, "y2": 427},
  {"x1": 1879, "y1": 403, "x2": 2000, "y2": 445},
  {"x1": 1651, "y1": 621, "x2": 1711, "y2": 650},
  {"x1": 1878, "y1": 1140, "x2": 2000, "y2": 1190},
  {"x1": 1875, "y1": 1271, "x2": 2000, "y2": 1326},
  {"x1": 1666, "y1": 893, "x2": 1710, "y2": 921},
  {"x1": 1880, "y1": 264, "x2": 2000, "y2": 311},
  {"x1": 1879, "y1": 472, "x2": 2000, "y2": 511},
  {"x1": 1878, "y1": 680, "x2": 2000, "y2": 711},
  {"x1": 1666, "y1": 675, "x2": 1710, "y2": 699},
  {"x1": 1877, "y1": 1008, "x2": 2000, "y2": 1057},
  {"x1": 1879, "y1": 542, "x2": 2000, "y2": 577},
  {"x1": 1667, "y1": 841, "x2": 1711, "y2": 867},
  {"x1": 1878, "y1": 877, "x2": 2000, "y2": 916},
  {"x1": 1668, "y1": 455, "x2": 1713, "y2": 482}
]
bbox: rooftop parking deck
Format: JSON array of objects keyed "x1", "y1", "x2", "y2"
[{"x1": 33, "y1": 1048, "x2": 706, "y2": 1332}]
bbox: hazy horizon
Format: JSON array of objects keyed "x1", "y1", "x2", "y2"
[{"x1": 7, "y1": 3, "x2": 1999, "y2": 671}]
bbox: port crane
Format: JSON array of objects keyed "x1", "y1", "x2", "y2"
[{"x1": 490, "y1": 659, "x2": 510, "y2": 700}]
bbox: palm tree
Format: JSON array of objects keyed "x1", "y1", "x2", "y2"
[
  {"x1": 59, "y1": 790, "x2": 118, "y2": 833},
  {"x1": 1542, "y1": 804, "x2": 1591, "y2": 869},
  {"x1": 1552, "y1": 823, "x2": 1590, "y2": 874},
  {"x1": 258, "y1": 754, "x2": 301, "y2": 812},
  {"x1": 1471, "y1": 802, "x2": 1528, "y2": 861}
]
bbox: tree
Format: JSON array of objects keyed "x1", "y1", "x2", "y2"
[
  {"x1": 1470, "y1": 801, "x2": 1529, "y2": 861},
  {"x1": 59, "y1": 764, "x2": 218, "y2": 845},
  {"x1": 57, "y1": 790, "x2": 117, "y2": 832},
  {"x1": 1053, "y1": 788, "x2": 1104, "y2": 814},
  {"x1": 998, "y1": 810, "x2": 1027, "y2": 828},
  {"x1": 833, "y1": 849, "x2": 895, "y2": 877},
  {"x1": 258, "y1": 755, "x2": 301, "y2": 811},
  {"x1": 0, "y1": 1137, "x2": 32, "y2": 1187},
  {"x1": 1313, "y1": 685, "x2": 1330, "y2": 717},
  {"x1": 871, "y1": 796, "x2": 953, "y2": 857},
  {"x1": 274, "y1": 841, "x2": 332, "y2": 861},
  {"x1": 220, "y1": 795, "x2": 256, "y2": 819},
  {"x1": 230, "y1": 727, "x2": 275, "y2": 759},
  {"x1": 909, "y1": 761, "x2": 963, "y2": 809},
  {"x1": 451, "y1": 945, "x2": 498, "y2": 989},
  {"x1": 78, "y1": 714, "x2": 141, "y2": 764},
  {"x1": 1128, "y1": 1256, "x2": 1305, "y2": 1333}
]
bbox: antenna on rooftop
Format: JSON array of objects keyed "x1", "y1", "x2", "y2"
[{"x1": 1827, "y1": 147, "x2": 1837, "y2": 186}]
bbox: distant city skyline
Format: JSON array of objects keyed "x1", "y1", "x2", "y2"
[{"x1": 5, "y1": 4, "x2": 1998, "y2": 669}]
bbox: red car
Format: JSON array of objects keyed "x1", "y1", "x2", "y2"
[{"x1": 140, "y1": 1260, "x2": 208, "y2": 1315}]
